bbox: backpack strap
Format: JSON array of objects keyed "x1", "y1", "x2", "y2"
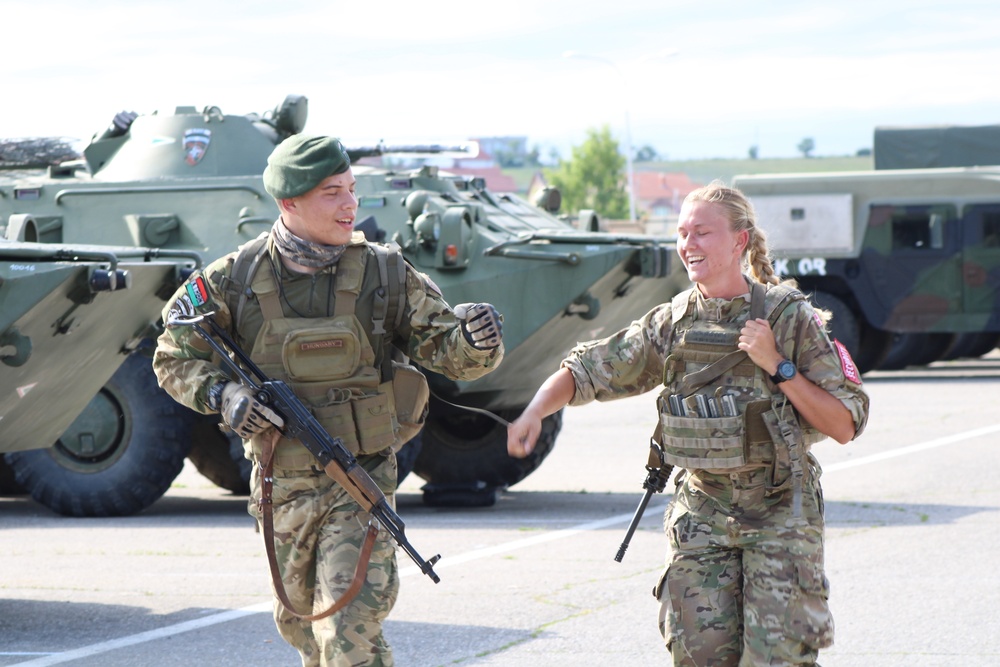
[
  {"x1": 223, "y1": 232, "x2": 271, "y2": 331},
  {"x1": 383, "y1": 242, "x2": 407, "y2": 335},
  {"x1": 333, "y1": 243, "x2": 365, "y2": 318},
  {"x1": 369, "y1": 242, "x2": 408, "y2": 381}
]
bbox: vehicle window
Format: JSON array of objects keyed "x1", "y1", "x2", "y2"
[
  {"x1": 881, "y1": 205, "x2": 952, "y2": 251},
  {"x1": 982, "y1": 212, "x2": 1000, "y2": 248}
]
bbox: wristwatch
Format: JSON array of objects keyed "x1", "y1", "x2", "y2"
[
  {"x1": 769, "y1": 359, "x2": 797, "y2": 384},
  {"x1": 206, "y1": 380, "x2": 227, "y2": 411}
]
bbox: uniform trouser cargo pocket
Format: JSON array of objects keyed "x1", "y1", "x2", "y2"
[{"x1": 785, "y1": 560, "x2": 834, "y2": 649}]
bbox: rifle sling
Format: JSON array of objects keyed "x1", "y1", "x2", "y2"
[{"x1": 259, "y1": 431, "x2": 378, "y2": 621}]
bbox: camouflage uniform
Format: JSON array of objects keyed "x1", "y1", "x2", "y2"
[
  {"x1": 154, "y1": 231, "x2": 502, "y2": 667},
  {"x1": 562, "y1": 280, "x2": 868, "y2": 667}
]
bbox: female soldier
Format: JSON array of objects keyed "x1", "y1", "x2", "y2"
[{"x1": 507, "y1": 181, "x2": 869, "y2": 666}]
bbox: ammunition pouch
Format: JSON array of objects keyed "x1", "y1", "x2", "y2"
[
  {"x1": 657, "y1": 401, "x2": 745, "y2": 468},
  {"x1": 657, "y1": 397, "x2": 780, "y2": 470},
  {"x1": 251, "y1": 314, "x2": 397, "y2": 462},
  {"x1": 387, "y1": 360, "x2": 429, "y2": 447}
]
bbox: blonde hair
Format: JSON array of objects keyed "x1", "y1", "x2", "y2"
[{"x1": 683, "y1": 180, "x2": 780, "y2": 286}]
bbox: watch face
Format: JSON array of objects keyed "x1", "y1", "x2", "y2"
[{"x1": 777, "y1": 360, "x2": 797, "y2": 380}]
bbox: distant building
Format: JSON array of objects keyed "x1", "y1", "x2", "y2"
[
  {"x1": 633, "y1": 171, "x2": 701, "y2": 237},
  {"x1": 442, "y1": 165, "x2": 517, "y2": 192},
  {"x1": 634, "y1": 171, "x2": 700, "y2": 218},
  {"x1": 442, "y1": 136, "x2": 531, "y2": 190},
  {"x1": 468, "y1": 137, "x2": 530, "y2": 168}
]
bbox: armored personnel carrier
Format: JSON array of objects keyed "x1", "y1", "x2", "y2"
[
  {"x1": 733, "y1": 168, "x2": 1000, "y2": 371},
  {"x1": 0, "y1": 234, "x2": 196, "y2": 514},
  {"x1": 1, "y1": 95, "x2": 688, "y2": 515}
]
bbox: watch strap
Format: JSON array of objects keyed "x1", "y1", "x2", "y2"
[{"x1": 207, "y1": 381, "x2": 227, "y2": 411}]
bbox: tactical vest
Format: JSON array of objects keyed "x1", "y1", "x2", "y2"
[
  {"x1": 656, "y1": 280, "x2": 823, "y2": 477},
  {"x1": 221, "y1": 231, "x2": 429, "y2": 468}
]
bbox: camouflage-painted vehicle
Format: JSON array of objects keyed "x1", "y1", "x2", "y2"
[
  {"x1": 733, "y1": 167, "x2": 1000, "y2": 371},
  {"x1": 1, "y1": 95, "x2": 688, "y2": 515},
  {"x1": 0, "y1": 236, "x2": 195, "y2": 513}
]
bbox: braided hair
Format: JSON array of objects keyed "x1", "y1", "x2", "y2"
[{"x1": 683, "y1": 180, "x2": 781, "y2": 286}]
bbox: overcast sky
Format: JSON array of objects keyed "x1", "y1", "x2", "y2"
[{"x1": 5, "y1": 0, "x2": 1000, "y2": 161}]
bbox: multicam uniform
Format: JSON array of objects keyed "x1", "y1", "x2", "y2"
[
  {"x1": 153, "y1": 231, "x2": 502, "y2": 667},
  {"x1": 561, "y1": 278, "x2": 868, "y2": 667}
]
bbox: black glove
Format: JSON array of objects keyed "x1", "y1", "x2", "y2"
[
  {"x1": 454, "y1": 303, "x2": 503, "y2": 350},
  {"x1": 220, "y1": 383, "x2": 284, "y2": 439}
]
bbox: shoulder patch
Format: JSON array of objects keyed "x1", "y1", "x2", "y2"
[
  {"x1": 185, "y1": 275, "x2": 210, "y2": 307},
  {"x1": 833, "y1": 339, "x2": 862, "y2": 384}
]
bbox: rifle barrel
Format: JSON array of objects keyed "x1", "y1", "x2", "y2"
[{"x1": 614, "y1": 489, "x2": 655, "y2": 563}]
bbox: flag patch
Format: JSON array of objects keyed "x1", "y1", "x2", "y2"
[{"x1": 185, "y1": 276, "x2": 209, "y2": 307}]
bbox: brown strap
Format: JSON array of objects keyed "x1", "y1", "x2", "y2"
[{"x1": 259, "y1": 430, "x2": 378, "y2": 621}]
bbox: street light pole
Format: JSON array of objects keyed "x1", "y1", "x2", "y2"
[{"x1": 563, "y1": 49, "x2": 677, "y2": 226}]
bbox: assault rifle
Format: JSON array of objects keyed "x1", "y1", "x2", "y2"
[
  {"x1": 167, "y1": 312, "x2": 442, "y2": 583},
  {"x1": 614, "y1": 440, "x2": 674, "y2": 563}
]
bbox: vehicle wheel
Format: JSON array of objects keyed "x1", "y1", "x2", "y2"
[
  {"x1": 6, "y1": 354, "x2": 192, "y2": 517},
  {"x1": 810, "y1": 291, "x2": 861, "y2": 356},
  {"x1": 188, "y1": 415, "x2": 251, "y2": 495},
  {"x1": 877, "y1": 333, "x2": 956, "y2": 370},
  {"x1": 0, "y1": 455, "x2": 25, "y2": 495},
  {"x1": 854, "y1": 324, "x2": 894, "y2": 374},
  {"x1": 939, "y1": 332, "x2": 1000, "y2": 361},
  {"x1": 413, "y1": 403, "x2": 562, "y2": 491},
  {"x1": 395, "y1": 434, "x2": 422, "y2": 485}
]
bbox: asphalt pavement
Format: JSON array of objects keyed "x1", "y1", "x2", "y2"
[{"x1": 2, "y1": 353, "x2": 999, "y2": 666}]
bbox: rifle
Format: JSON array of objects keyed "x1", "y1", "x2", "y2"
[
  {"x1": 167, "y1": 312, "x2": 442, "y2": 584},
  {"x1": 614, "y1": 440, "x2": 674, "y2": 563}
]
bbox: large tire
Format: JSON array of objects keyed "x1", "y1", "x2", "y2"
[
  {"x1": 939, "y1": 332, "x2": 1000, "y2": 361},
  {"x1": 810, "y1": 291, "x2": 860, "y2": 353},
  {"x1": 414, "y1": 403, "x2": 562, "y2": 490},
  {"x1": 188, "y1": 415, "x2": 251, "y2": 495},
  {"x1": 395, "y1": 435, "x2": 422, "y2": 485},
  {"x1": 854, "y1": 324, "x2": 894, "y2": 374},
  {"x1": 6, "y1": 354, "x2": 193, "y2": 517},
  {"x1": 877, "y1": 333, "x2": 957, "y2": 370},
  {"x1": 0, "y1": 456, "x2": 25, "y2": 495},
  {"x1": 809, "y1": 291, "x2": 892, "y2": 374}
]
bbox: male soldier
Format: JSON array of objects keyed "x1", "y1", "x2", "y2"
[{"x1": 154, "y1": 134, "x2": 503, "y2": 667}]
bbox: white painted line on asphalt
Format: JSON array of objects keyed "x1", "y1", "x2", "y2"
[
  {"x1": 6, "y1": 604, "x2": 271, "y2": 667},
  {"x1": 823, "y1": 422, "x2": 1000, "y2": 473},
  {"x1": 397, "y1": 507, "x2": 662, "y2": 577},
  {"x1": 15, "y1": 421, "x2": 997, "y2": 666},
  {"x1": 6, "y1": 510, "x2": 659, "y2": 667}
]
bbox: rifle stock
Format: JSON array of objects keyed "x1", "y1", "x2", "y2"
[{"x1": 167, "y1": 312, "x2": 442, "y2": 583}]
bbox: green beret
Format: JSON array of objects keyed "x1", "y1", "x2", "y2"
[{"x1": 263, "y1": 134, "x2": 351, "y2": 199}]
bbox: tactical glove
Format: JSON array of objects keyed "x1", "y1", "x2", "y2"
[
  {"x1": 454, "y1": 303, "x2": 503, "y2": 350},
  {"x1": 219, "y1": 383, "x2": 284, "y2": 440}
]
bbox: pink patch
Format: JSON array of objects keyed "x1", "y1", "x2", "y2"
[
  {"x1": 813, "y1": 311, "x2": 824, "y2": 328},
  {"x1": 833, "y1": 339, "x2": 861, "y2": 384}
]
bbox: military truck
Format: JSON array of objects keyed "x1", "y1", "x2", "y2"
[
  {"x1": 733, "y1": 167, "x2": 1000, "y2": 371},
  {"x1": 1, "y1": 95, "x2": 688, "y2": 515},
  {"x1": 0, "y1": 235, "x2": 196, "y2": 514}
]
